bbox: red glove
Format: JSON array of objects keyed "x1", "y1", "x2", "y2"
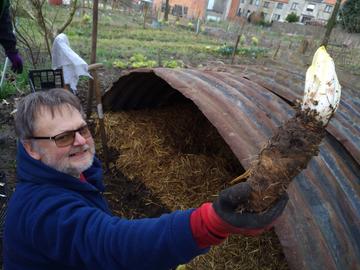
[{"x1": 190, "y1": 182, "x2": 288, "y2": 248}]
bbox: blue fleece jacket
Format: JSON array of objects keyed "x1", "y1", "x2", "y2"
[{"x1": 3, "y1": 143, "x2": 207, "y2": 269}]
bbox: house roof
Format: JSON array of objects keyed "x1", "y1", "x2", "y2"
[
  {"x1": 324, "y1": 0, "x2": 346, "y2": 5},
  {"x1": 272, "y1": 0, "x2": 289, "y2": 3}
]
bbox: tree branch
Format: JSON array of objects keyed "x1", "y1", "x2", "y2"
[{"x1": 57, "y1": 0, "x2": 79, "y2": 35}]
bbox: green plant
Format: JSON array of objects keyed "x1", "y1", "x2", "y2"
[
  {"x1": 131, "y1": 60, "x2": 157, "y2": 68},
  {"x1": 0, "y1": 82, "x2": 17, "y2": 99},
  {"x1": 130, "y1": 53, "x2": 148, "y2": 63},
  {"x1": 162, "y1": 60, "x2": 184, "y2": 68},
  {"x1": 237, "y1": 47, "x2": 268, "y2": 58},
  {"x1": 112, "y1": 60, "x2": 128, "y2": 69},
  {"x1": 0, "y1": 69, "x2": 28, "y2": 99},
  {"x1": 216, "y1": 44, "x2": 235, "y2": 56},
  {"x1": 258, "y1": 20, "x2": 273, "y2": 27},
  {"x1": 286, "y1": 12, "x2": 300, "y2": 23},
  {"x1": 251, "y1": 36, "x2": 259, "y2": 46},
  {"x1": 240, "y1": 35, "x2": 246, "y2": 45},
  {"x1": 82, "y1": 14, "x2": 91, "y2": 24},
  {"x1": 129, "y1": 53, "x2": 157, "y2": 68}
]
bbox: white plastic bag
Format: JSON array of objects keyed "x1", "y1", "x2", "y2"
[{"x1": 52, "y1": 33, "x2": 91, "y2": 91}]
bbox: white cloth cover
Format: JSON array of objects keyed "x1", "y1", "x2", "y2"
[{"x1": 52, "y1": 33, "x2": 91, "y2": 90}]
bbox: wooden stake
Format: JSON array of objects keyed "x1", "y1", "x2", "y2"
[
  {"x1": 321, "y1": 0, "x2": 342, "y2": 48},
  {"x1": 231, "y1": 34, "x2": 241, "y2": 64},
  {"x1": 89, "y1": 65, "x2": 110, "y2": 170},
  {"x1": 231, "y1": 18, "x2": 246, "y2": 64},
  {"x1": 273, "y1": 41, "x2": 281, "y2": 59},
  {"x1": 86, "y1": 0, "x2": 99, "y2": 119}
]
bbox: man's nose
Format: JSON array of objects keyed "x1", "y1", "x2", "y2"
[{"x1": 73, "y1": 131, "x2": 87, "y2": 146}]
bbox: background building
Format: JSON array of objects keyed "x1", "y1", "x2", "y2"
[
  {"x1": 152, "y1": 0, "x2": 341, "y2": 23},
  {"x1": 229, "y1": 0, "x2": 341, "y2": 23}
]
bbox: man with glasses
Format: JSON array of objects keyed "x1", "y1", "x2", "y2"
[{"x1": 4, "y1": 88, "x2": 287, "y2": 269}]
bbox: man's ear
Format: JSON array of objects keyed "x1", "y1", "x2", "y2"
[{"x1": 22, "y1": 141, "x2": 41, "y2": 160}]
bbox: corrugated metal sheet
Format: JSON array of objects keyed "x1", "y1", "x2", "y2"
[
  {"x1": 233, "y1": 64, "x2": 360, "y2": 165},
  {"x1": 103, "y1": 68, "x2": 360, "y2": 270}
]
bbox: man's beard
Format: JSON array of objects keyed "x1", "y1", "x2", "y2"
[{"x1": 39, "y1": 144, "x2": 95, "y2": 177}]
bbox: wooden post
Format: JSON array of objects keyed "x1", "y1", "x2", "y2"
[
  {"x1": 89, "y1": 64, "x2": 110, "y2": 170},
  {"x1": 299, "y1": 38, "x2": 309, "y2": 54},
  {"x1": 321, "y1": 0, "x2": 342, "y2": 47},
  {"x1": 164, "y1": 0, "x2": 170, "y2": 21},
  {"x1": 143, "y1": 3, "x2": 149, "y2": 29},
  {"x1": 273, "y1": 41, "x2": 281, "y2": 59},
  {"x1": 86, "y1": 0, "x2": 99, "y2": 119},
  {"x1": 196, "y1": 18, "x2": 201, "y2": 35},
  {"x1": 231, "y1": 34, "x2": 241, "y2": 64},
  {"x1": 231, "y1": 18, "x2": 246, "y2": 64}
]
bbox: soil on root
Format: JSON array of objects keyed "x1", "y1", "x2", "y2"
[{"x1": 242, "y1": 110, "x2": 326, "y2": 213}]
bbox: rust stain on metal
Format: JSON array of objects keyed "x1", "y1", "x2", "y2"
[
  {"x1": 103, "y1": 68, "x2": 360, "y2": 270},
  {"x1": 234, "y1": 65, "x2": 360, "y2": 165}
]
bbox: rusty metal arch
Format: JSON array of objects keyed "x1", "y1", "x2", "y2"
[{"x1": 103, "y1": 68, "x2": 360, "y2": 270}]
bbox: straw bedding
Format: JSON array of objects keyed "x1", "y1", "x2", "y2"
[{"x1": 102, "y1": 102, "x2": 289, "y2": 269}]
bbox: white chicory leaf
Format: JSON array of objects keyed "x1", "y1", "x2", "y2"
[{"x1": 302, "y1": 46, "x2": 341, "y2": 125}]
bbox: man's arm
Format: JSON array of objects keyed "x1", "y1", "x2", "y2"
[
  {"x1": 0, "y1": 2, "x2": 17, "y2": 53},
  {"x1": 6, "y1": 189, "x2": 206, "y2": 270},
  {"x1": 0, "y1": 2, "x2": 23, "y2": 73}
]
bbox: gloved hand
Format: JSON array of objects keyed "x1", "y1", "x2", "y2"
[
  {"x1": 6, "y1": 50, "x2": 23, "y2": 74},
  {"x1": 212, "y1": 182, "x2": 288, "y2": 236},
  {"x1": 190, "y1": 182, "x2": 288, "y2": 248}
]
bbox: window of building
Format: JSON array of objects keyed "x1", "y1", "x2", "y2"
[
  {"x1": 273, "y1": 14, "x2": 281, "y2": 21},
  {"x1": 263, "y1": 1, "x2": 269, "y2": 8},
  {"x1": 291, "y1": 2, "x2": 298, "y2": 10},
  {"x1": 306, "y1": 4, "x2": 315, "y2": 12},
  {"x1": 237, "y1": 8, "x2": 242, "y2": 16},
  {"x1": 250, "y1": 0, "x2": 254, "y2": 5},
  {"x1": 324, "y1": 5, "x2": 332, "y2": 13},
  {"x1": 263, "y1": 12, "x2": 268, "y2": 20},
  {"x1": 255, "y1": 0, "x2": 260, "y2": 6},
  {"x1": 184, "y1": 6, "x2": 188, "y2": 15},
  {"x1": 241, "y1": 0, "x2": 245, "y2": 3},
  {"x1": 277, "y1": 3, "x2": 283, "y2": 9}
]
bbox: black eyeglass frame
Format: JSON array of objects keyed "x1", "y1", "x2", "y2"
[{"x1": 29, "y1": 125, "x2": 91, "y2": 147}]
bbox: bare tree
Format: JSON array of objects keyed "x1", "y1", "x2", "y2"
[{"x1": 13, "y1": 0, "x2": 78, "y2": 59}]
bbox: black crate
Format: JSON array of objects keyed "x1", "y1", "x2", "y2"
[{"x1": 29, "y1": 69, "x2": 64, "y2": 92}]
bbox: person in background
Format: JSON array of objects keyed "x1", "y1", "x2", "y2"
[
  {"x1": 0, "y1": 0, "x2": 23, "y2": 74},
  {"x1": 4, "y1": 89, "x2": 288, "y2": 269}
]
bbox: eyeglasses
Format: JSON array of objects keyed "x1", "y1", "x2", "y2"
[{"x1": 30, "y1": 125, "x2": 92, "y2": 147}]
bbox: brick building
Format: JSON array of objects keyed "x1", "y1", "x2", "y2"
[
  {"x1": 227, "y1": 0, "x2": 343, "y2": 24},
  {"x1": 152, "y1": 0, "x2": 208, "y2": 19}
]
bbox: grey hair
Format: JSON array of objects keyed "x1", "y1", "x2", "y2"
[{"x1": 15, "y1": 89, "x2": 84, "y2": 140}]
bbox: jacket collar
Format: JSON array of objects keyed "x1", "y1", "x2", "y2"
[{"x1": 16, "y1": 142, "x2": 105, "y2": 192}]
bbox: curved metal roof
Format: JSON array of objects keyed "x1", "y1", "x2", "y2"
[{"x1": 103, "y1": 67, "x2": 360, "y2": 270}]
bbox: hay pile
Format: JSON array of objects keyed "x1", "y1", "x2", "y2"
[
  {"x1": 102, "y1": 102, "x2": 288, "y2": 269},
  {"x1": 105, "y1": 102, "x2": 243, "y2": 209}
]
